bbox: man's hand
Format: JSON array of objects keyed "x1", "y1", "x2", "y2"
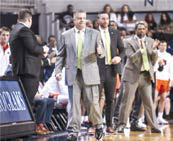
[
  {"x1": 170, "y1": 80, "x2": 173, "y2": 87},
  {"x1": 43, "y1": 45, "x2": 49, "y2": 57},
  {"x1": 50, "y1": 57, "x2": 56, "y2": 64},
  {"x1": 111, "y1": 56, "x2": 121, "y2": 64},
  {"x1": 158, "y1": 59, "x2": 165, "y2": 66},
  {"x1": 97, "y1": 46, "x2": 103, "y2": 56},
  {"x1": 43, "y1": 45, "x2": 49, "y2": 53},
  {"x1": 56, "y1": 73, "x2": 62, "y2": 81},
  {"x1": 153, "y1": 39, "x2": 160, "y2": 50}
]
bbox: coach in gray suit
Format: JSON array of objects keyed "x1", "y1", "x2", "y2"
[
  {"x1": 117, "y1": 21, "x2": 161, "y2": 133},
  {"x1": 55, "y1": 11, "x2": 104, "y2": 141}
]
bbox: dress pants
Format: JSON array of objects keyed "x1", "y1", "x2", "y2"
[
  {"x1": 102, "y1": 66, "x2": 116, "y2": 127},
  {"x1": 130, "y1": 89, "x2": 142, "y2": 123},
  {"x1": 113, "y1": 83, "x2": 142, "y2": 126},
  {"x1": 118, "y1": 72, "x2": 158, "y2": 129},
  {"x1": 67, "y1": 70, "x2": 102, "y2": 135},
  {"x1": 20, "y1": 74, "x2": 39, "y2": 106},
  {"x1": 113, "y1": 83, "x2": 123, "y2": 125}
]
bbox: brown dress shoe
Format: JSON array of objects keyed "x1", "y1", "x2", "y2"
[
  {"x1": 36, "y1": 128, "x2": 48, "y2": 135},
  {"x1": 36, "y1": 124, "x2": 54, "y2": 134},
  {"x1": 106, "y1": 127, "x2": 114, "y2": 133}
]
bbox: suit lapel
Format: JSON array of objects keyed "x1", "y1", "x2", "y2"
[
  {"x1": 70, "y1": 28, "x2": 77, "y2": 54},
  {"x1": 109, "y1": 28, "x2": 115, "y2": 57},
  {"x1": 83, "y1": 28, "x2": 91, "y2": 54},
  {"x1": 131, "y1": 36, "x2": 140, "y2": 51}
]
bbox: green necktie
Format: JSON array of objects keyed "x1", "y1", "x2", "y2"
[
  {"x1": 140, "y1": 40, "x2": 150, "y2": 71},
  {"x1": 104, "y1": 31, "x2": 111, "y2": 64},
  {"x1": 77, "y1": 31, "x2": 83, "y2": 69}
]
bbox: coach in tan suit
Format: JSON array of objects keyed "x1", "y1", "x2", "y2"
[
  {"x1": 117, "y1": 21, "x2": 161, "y2": 133},
  {"x1": 55, "y1": 11, "x2": 104, "y2": 141}
]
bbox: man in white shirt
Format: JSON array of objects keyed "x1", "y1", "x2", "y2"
[{"x1": 0, "y1": 26, "x2": 10, "y2": 76}]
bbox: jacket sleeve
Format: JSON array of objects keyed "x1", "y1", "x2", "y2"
[
  {"x1": 55, "y1": 34, "x2": 66, "y2": 74},
  {"x1": 19, "y1": 27, "x2": 44, "y2": 55}
]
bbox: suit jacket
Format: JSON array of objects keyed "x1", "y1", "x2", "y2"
[
  {"x1": 9, "y1": 23, "x2": 44, "y2": 78},
  {"x1": 122, "y1": 35, "x2": 158, "y2": 83},
  {"x1": 97, "y1": 28, "x2": 125, "y2": 81},
  {"x1": 55, "y1": 27, "x2": 104, "y2": 86}
]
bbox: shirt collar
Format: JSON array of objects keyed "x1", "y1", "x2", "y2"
[
  {"x1": 0, "y1": 41, "x2": 9, "y2": 52},
  {"x1": 18, "y1": 21, "x2": 29, "y2": 28},
  {"x1": 99, "y1": 26, "x2": 109, "y2": 33},
  {"x1": 134, "y1": 35, "x2": 146, "y2": 42},
  {"x1": 74, "y1": 27, "x2": 85, "y2": 33}
]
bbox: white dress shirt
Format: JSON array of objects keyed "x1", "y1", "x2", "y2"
[
  {"x1": 74, "y1": 27, "x2": 85, "y2": 49},
  {"x1": 99, "y1": 26, "x2": 111, "y2": 64}
]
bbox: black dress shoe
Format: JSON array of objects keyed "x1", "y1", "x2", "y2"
[
  {"x1": 151, "y1": 128, "x2": 161, "y2": 133},
  {"x1": 95, "y1": 128, "x2": 103, "y2": 140},
  {"x1": 116, "y1": 124, "x2": 125, "y2": 133},
  {"x1": 131, "y1": 123, "x2": 145, "y2": 132},
  {"x1": 66, "y1": 134, "x2": 77, "y2": 141}
]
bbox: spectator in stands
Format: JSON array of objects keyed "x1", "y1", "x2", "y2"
[
  {"x1": 103, "y1": 4, "x2": 117, "y2": 23},
  {"x1": 93, "y1": 19, "x2": 99, "y2": 29},
  {"x1": 59, "y1": 4, "x2": 74, "y2": 30},
  {"x1": 109, "y1": 21, "x2": 118, "y2": 30},
  {"x1": 120, "y1": 29, "x2": 127, "y2": 40},
  {"x1": 157, "y1": 12, "x2": 173, "y2": 33},
  {"x1": 154, "y1": 41, "x2": 172, "y2": 124},
  {"x1": 86, "y1": 19, "x2": 93, "y2": 28},
  {"x1": 35, "y1": 34, "x2": 49, "y2": 84},
  {"x1": 40, "y1": 68, "x2": 68, "y2": 109},
  {"x1": 144, "y1": 12, "x2": 157, "y2": 32},
  {"x1": 117, "y1": 4, "x2": 137, "y2": 30},
  {"x1": 9, "y1": 9, "x2": 49, "y2": 106},
  {"x1": 34, "y1": 93, "x2": 55, "y2": 134},
  {"x1": 0, "y1": 26, "x2": 11, "y2": 76},
  {"x1": 44, "y1": 35, "x2": 58, "y2": 82},
  {"x1": 34, "y1": 35, "x2": 58, "y2": 134}
]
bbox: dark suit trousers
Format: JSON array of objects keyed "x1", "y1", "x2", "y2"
[
  {"x1": 102, "y1": 65, "x2": 116, "y2": 127},
  {"x1": 113, "y1": 82, "x2": 123, "y2": 125},
  {"x1": 20, "y1": 75, "x2": 39, "y2": 106}
]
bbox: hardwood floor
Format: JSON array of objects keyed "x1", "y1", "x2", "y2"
[
  {"x1": 4, "y1": 123, "x2": 173, "y2": 141},
  {"x1": 8, "y1": 124, "x2": 171, "y2": 141},
  {"x1": 78, "y1": 124, "x2": 173, "y2": 141}
]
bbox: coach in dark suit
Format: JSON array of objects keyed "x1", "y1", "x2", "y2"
[
  {"x1": 97, "y1": 12, "x2": 125, "y2": 133},
  {"x1": 9, "y1": 9, "x2": 49, "y2": 105},
  {"x1": 55, "y1": 11, "x2": 104, "y2": 141},
  {"x1": 117, "y1": 21, "x2": 161, "y2": 133}
]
